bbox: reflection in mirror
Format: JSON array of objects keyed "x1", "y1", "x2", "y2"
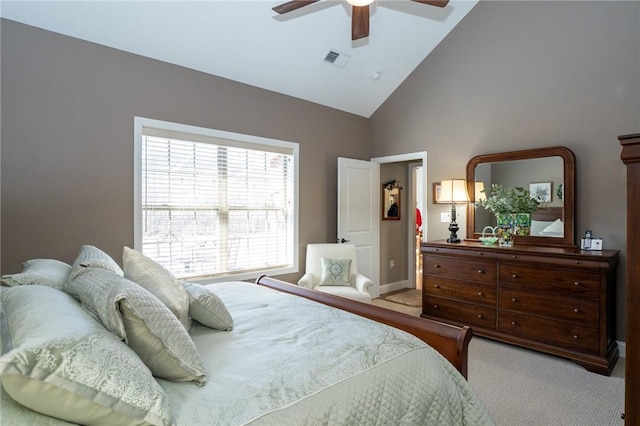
[
  {"x1": 466, "y1": 146, "x2": 575, "y2": 247},
  {"x1": 382, "y1": 185, "x2": 401, "y2": 220}
]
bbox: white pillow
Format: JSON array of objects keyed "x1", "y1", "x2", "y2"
[
  {"x1": 182, "y1": 282, "x2": 233, "y2": 331},
  {"x1": 69, "y1": 245, "x2": 123, "y2": 281},
  {"x1": 123, "y1": 246, "x2": 190, "y2": 330},
  {"x1": 64, "y1": 268, "x2": 206, "y2": 385},
  {"x1": 1, "y1": 259, "x2": 71, "y2": 290},
  {"x1": 540, "y1": 218, "x2": 564, "y2": 236},
  {"x1": 318, "y1": 258, "x2": 352, "y2": 286},
  {"x1": 0, "y1": 285, "x2": 172, "y2": 426}
]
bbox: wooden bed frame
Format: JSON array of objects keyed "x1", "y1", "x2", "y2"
[
  {"x1": 256, "y1": 275, "x2": 472, "y2": 379},
  {"x1": 619, "y1": 133, "x2": 639, "y2": 424}
]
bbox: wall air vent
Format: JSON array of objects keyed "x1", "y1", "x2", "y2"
[{"x1": 323, "y1": 49, "x2": 350, "y2": 68}]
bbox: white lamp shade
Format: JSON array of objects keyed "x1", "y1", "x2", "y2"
[
  {"x1": 475, "y1": 181, "x2": 486, "y2": 202},
  {"x1": 439, "y1": 179, "x2": 470, "y2": 203}
]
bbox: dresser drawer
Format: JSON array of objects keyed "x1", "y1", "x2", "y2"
[
  {"x1": 498, "y1": 312, "x2": 599, "y2": 354},
  {"x1": 496, "y1": 253, "x2": 603, "y2": 270},
  {"x1": 499, "y1": 264, "x2": 600, "y2": 299},
  {"x1": 423, "y1": 255, "x2": 496, "y2": 285},
  {"x1": 424, "y1": 277, "x2": 496, "y2": 305},
  {"x1": 499, "y1": 288, "x2": 599, "y2": 324},
  {"x1": 422, "y1": 245, "x2": 497, "y2": 260},
  {"x1": 423, "y1": 296, "x2": 496, "y2": 330}
]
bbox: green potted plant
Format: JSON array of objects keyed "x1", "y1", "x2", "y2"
[{"x1": 477, "y1": 184, "x2": 539, "y2": 245}]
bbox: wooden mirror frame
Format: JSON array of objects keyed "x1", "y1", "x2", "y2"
[{"x1": 466, "y1": 146, "x2": 576, "y2": 247}]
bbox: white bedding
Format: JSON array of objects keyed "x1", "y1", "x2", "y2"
[
  {"x1": 1, "y1": 281, "x2": 493, "y2": 425},
  {"x1": 160, "y1": 281, "x2": 493, "y2": 425}
]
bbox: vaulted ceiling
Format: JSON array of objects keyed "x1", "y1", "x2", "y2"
[{"x1": 1, "y1": 0, "x2": 478, "y2": 117}]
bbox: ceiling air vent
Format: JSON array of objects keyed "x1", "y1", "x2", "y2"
[{"x1": 323, "y1": 49, "x2": 350, "y2": 68}]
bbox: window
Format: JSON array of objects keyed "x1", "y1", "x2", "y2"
[{"x1": 134, "y1": 118, "x2": 298, "y2": 282}]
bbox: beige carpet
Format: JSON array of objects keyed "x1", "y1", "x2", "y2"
[{"x1": 382, "y1": 289, "x2": 421, "y2": 307}]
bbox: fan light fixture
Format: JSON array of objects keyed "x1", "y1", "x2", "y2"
[
  {"x1": 347, "y1": 0, "x2": 374, "y2": 5},
  {"x1": 439, "y1": 179, "x2": 470, "y2": 243}
]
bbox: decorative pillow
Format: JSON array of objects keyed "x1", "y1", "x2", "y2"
[
  {"x1": 1, "y1": 259, "x2": 71, "y2": 290},
  {"x1": 0, "y1": 285, "x2": 172, "y2": 426},
  {"x1": 182, "y1": 282, "x2": 233, "y2": 331},
  {"x1": 64, "y1": 268, "x2": 206, "y2": 385},
  {"x1": 123, "y1": 246, "x2": 190, "y2": 330},
  {"x1": 69, "y1": 244, "x2": 123, "y2": 281},
  {"x1": 318, "y1": 257, "x2": 352, "y2": 286}
]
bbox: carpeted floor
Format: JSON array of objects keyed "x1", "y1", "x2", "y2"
[{"x1": 372, "y1": 295, "x2": 626, "y2": 425}]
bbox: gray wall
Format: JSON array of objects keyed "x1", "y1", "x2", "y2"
[
  {"x1": 0, "y1": 19, "x2": 371, "y2": 283},
  {"x1": 371, "y1": 1, "x2": 640, "y2": 340}
]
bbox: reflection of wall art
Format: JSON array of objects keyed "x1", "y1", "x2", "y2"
[
  {"x1": 382, "y1": 182, "x2": 401, "y2": 220},
  {"x1": 433, "y1": 182, "x2": 444, "y2": 204},
  {"x1": 530, "y1": 182, "x2": 552, "y2": 202}
]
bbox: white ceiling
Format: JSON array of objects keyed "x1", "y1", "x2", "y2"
[{"x1": 1, "y1": 0, "x2": 478, "y2": 117}]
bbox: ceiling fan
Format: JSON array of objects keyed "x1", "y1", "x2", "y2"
[{"x1": 272, "y1": 0, "x2": 450, "y2": 41}]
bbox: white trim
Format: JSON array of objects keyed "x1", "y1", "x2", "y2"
[
  {"x1": 379, "y1": 280, "x2": 410, "y2": 295},
  {"x1": 617, "y1": 340, "x2": 626, "y2": 358},
  {"x1": 133, "y1": 116, "x2": 299, "y2": 282}
]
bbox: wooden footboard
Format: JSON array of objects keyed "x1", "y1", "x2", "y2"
[{"x1": 255, "y1": 275, "x2": 472, "y2": 379}]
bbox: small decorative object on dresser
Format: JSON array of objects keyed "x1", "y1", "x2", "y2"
[{"x1": 421, "y1": 240, "x2": 619, "y2": 375}]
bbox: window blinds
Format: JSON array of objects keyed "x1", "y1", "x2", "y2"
[{"x1": 141, "y1": 129, "x2": 295, "y2": 280}]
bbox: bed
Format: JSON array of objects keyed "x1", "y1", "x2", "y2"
[
  {"x1": 530, "y1": 207, "x2": 564, "y2": 237},
  {"x1": 0, "y1": 246, "x2": 493, "y2": 426}
]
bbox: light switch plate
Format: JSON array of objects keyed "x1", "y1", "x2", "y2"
[{"x1": 441, "y1": 212, "x2": 451, "y2": 223}]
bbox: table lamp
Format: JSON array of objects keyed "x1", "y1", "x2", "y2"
[{"x1": 439, "y1": 179, "x2": 470, "y2": 243}]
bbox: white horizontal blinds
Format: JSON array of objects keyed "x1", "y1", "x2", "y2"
[{"x1": 141, "y1": 129, "x2": 294, "y2": 280}]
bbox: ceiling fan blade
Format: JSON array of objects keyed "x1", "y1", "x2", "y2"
[
  {"x1": 411, "y1": 0, "x2": 450, "y2": 7},
  {"x1": 351, "y1": 5, "x2": 370, "y2": 41},
  {"x1": 272, "y1": 0, "x2": 320, "y2": 14}
]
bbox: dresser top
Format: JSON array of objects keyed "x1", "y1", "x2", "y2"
[{"x1": 423, "y1": 240, "x2": 619, "y2": 259}]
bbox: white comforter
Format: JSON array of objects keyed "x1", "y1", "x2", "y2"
[{"x1": 158, "y1": 281, "x2": 494, "y2": 425}]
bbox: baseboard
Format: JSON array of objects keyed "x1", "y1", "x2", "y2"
[
  {"x1": 617, "y1": 340, "x2": 626, "y2": 358},
  {"x1": 379, "y1": 280, "x2": 410, "y2": 295}
]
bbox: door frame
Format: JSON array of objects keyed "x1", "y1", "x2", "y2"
[{"x1": 371, "y1": 152, "x2": 428, "y2": 292}]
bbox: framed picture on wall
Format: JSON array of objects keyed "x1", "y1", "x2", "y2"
[{"x1": 529, "y1": 182, "x2": 552, "y2": 202}]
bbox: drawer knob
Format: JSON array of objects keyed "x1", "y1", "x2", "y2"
[
  {"x1": 477, "y1": 314, "x2": 483, "y2": 319},
  {"x1": 478, "y1": 269, "x2": 484, "y2": 274},
  {"x1": 511, "y1": 321, "x2": 517, "y2": 326},
  {"x1": 574, "y1": 281, "x2": 580, "y2": 286},
  {"x1": 434, "y1": 264, "x2": 441, "y2": 268},
  {"x1": 478, "y1": 252, "x2": 484, "y2": 256},
  {"x1": 477, "y1": 292, "x2": 483, "y2": 296},
  {"x1": 433, "y1": 304, "x2": 439, "y2": 309},
  {"x1": 512, "y1": 255, "x2": 517, "y2": 259},
  {"x1": 433, "y1": 284, "x2": 440, "y2": 289},
  {"x1": 574, "y1": 308, "x2": 580, "y2": 313},
  {"x1": 575, "y1": 261, "x2": 580, "y2": 265},
  {"x1": 511, "y1": 297, "x2": 517, "y2": 302},
  {"x1": 512, "y1": 274, "x2": 518, "y2": 279},
  {"x1": 573, "y1": 335, "x2": 580, "y2": 340}
]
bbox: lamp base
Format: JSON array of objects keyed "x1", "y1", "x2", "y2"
[{"x1": 447, "y1": 221, "x2": 461, "y2": 243}]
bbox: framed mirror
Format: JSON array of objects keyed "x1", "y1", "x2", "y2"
[
  {"x1": 466, "y1": 146, "x2": 576, "y2": 247},
  {"x1": 382, "y1": 184, "x2": 401, "y2": 220}
]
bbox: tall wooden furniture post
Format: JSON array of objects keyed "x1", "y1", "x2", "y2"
[{"x1": 619, "y1": 133, "x2": 640, "y2": 425}]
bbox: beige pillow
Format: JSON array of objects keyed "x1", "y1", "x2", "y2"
[
  {"x1": 64, "y1": 268, "x2": 206, "y2": 385},
  {"x1": 1, "y1": 259, "x2": 71, "y2": 290},
  {"x1": 0, "y1": 285, "x2": 172, "y2": 426},
  {"x1": 318, "y1": 258, "x2": 352, "y2": 286},
  {"x1": 69, "y1": 244, "x2": 123, "y2": 281},
  {"x1": 123, "y1": 246, "x2": 190, "y2": 330},
  {"x1": 183, "y1": 282, "x2": 233, "y2": 331}
]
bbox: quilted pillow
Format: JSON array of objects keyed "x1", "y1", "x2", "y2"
[
  {"x1": 1, "y1": 259, "x2": 71, "y2": 290},
  {"x1": 123, "y1": 247, "x2": 190, "y2": 330},
  {"x1": 318, "y1": 258, "x2": 352, "y2": 286},
  {"x1": 69, "y1": 244, "x2": 123, "y2": 281},
  {"x1": 182, "y1": 282, "x2": 233, "y2": 331},
  {"x1": 0, "y1": 285, "x2": 172, "y2": 426},
  {"x1": 64, "y1": 268, "x2": 206, "y2": 385}
]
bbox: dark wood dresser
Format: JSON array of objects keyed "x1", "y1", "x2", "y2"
[{"x1": 421, "y1": 240, "x2": 619, "y2": 375}]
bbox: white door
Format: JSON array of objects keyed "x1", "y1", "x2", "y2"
[{"x1": 337, "y1": 157, "x2": 380, "y2": 298}]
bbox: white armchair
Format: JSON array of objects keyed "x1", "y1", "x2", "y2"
[{"x1": 298, "y1": 243, "x2": 373, "y2": 304}]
